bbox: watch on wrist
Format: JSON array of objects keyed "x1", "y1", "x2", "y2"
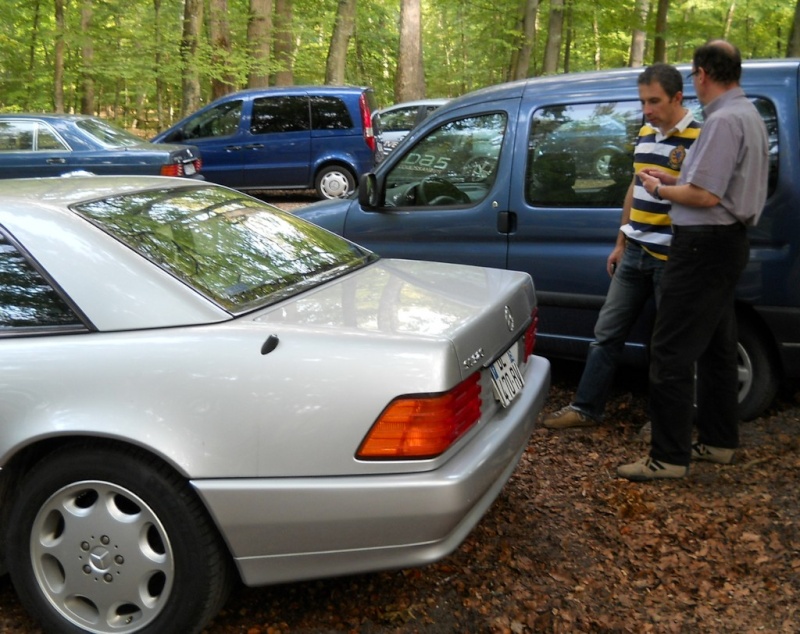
[{"x1": 654, "y1": 185, "x2": 662, "y2": 200}]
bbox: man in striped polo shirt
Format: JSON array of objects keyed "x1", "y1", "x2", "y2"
[{"x1": 544, "y1": 63, "x2": 701, "y2": 430}]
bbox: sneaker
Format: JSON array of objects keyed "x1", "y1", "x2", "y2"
[
  {"x1": 692, "y1": 442, "x2": 735, "y2": 464},
  {"x1": 542, "y1": 405, "x2": 597, "y2": 429},
  {"x1": 638, "y1": 421, "x2": 652, "y2": 444},
  {"x1": 617, "y1": 456, "x2": 687, "y2": 481}
]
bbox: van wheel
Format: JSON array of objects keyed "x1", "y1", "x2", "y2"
[
  {"x1": 316, "y1": 166, "x2": 355, "y2": 199},
  {"x1": 736, "y1": 319, "x2": 779, "y2": 421},
  {"x1": 6, "y1": 443, "x2": 232, "y2": 634}
]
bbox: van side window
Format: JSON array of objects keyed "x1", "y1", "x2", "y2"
[
  {"x1": 184, "y1": 100, "x2": 243, "y2": 140},
  {"x1": 687, "y1": 97, "x2": 779, "y2": 197},
  {"x1": 384, "y1": 113, "x2": 506, "y2": 208},
  {"x1": 527, "y1": 103, "x2": 641, "y2": 206},
  {"x1": 251, "y1": 96, "x2": 310, "y2": 134},
  {"x1": 310, "y1": 96, "x2": 353, "y2": 130}
]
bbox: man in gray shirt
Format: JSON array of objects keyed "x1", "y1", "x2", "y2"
[{"x1": 618, "y1": 40, "x2": 769, "y2": 481}]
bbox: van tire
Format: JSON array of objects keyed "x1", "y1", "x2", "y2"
[
  {"x1": 736, "y1": 319, "x2": 780, "y2": 421},
  {"x1": 316, "y1": 165, "x2": 355, "y2": 200}
]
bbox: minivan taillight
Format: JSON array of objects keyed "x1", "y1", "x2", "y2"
[{"x1": 359, "y1": 93, "x2": 376, "y2": 152}]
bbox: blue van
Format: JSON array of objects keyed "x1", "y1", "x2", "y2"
[
  {"x1": 295, "y1": 60, "x2": 800, "y2": 421},
  {"x1": 153, "y1": 86, "x2": 378, "y2": 199}
]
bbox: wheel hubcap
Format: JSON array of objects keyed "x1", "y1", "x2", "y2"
[
  {"x1": 320, "y1": 171, "x2": 350, "y2": 198},
  {"x1": 31, "y1": 481, "x2": 174, "y2": 633}
]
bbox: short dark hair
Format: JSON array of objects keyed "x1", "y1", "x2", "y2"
[
  {"x1": 638, "y1": 63, "x2": 684, "y2": 99},
  {"x1": 693, "y1": 40, "x2": 742, "y2": 84}
]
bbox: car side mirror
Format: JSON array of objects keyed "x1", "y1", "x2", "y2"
[{"x1": 358, "y1": 173, "x2": 380, "y2": 209}]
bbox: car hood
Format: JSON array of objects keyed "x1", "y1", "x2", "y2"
[
  {"x1": 293, "y1": 197, "x2": 352, "y2": 234},
  {"x1": 256, "y1": 258, "x2": 536, "y2": 381}
]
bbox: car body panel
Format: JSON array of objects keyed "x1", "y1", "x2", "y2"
[{"x1": 0, "y1": 176, "x2": 550, "y2": 594}]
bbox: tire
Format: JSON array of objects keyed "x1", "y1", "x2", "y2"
[
  {"x1": 6, "y1": 443, "x2": 233, "y2": 634},
  {"x1": 315, "y1": 165, "x2": 356, "y2": 199},
  {"x1": 736, "y1": 319, "x2": 780, "y2": 421}
]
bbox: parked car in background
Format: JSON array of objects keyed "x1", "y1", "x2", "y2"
[
  {"x1": 153, "y1": 86, "x2": 378, "y2": 199},
  {"x1": 295, "y1": 60, "x2": 800, "y2": 422},
  {"x1": 0, "y1": 175, "x2": 550, "y2": 634},
  {"x1": 0, "y1": 114, "x2": 202, "y2": 178},
  {"x1": 373, "y1": 98, "x2": 448, "y2": 162}
]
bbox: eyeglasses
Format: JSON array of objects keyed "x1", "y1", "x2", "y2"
[{"x1": 686, "y1": 69, "x2": 699, "y2": 80}]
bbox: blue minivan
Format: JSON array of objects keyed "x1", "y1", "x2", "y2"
[
  {"x1": 295, "y1": 60, "x2": 800, "y2": 421},
  {"x1": 153, "y1": 86, "x2": 378, "y2": 199}
]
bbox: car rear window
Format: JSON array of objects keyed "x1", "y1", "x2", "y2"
[{"x1": 73, "y1": 185, "x2": 375, "y2": 313}]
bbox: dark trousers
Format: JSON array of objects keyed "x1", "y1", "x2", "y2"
[{"x1": 648, "y1": 224, "x2": 749, "y2": 466}]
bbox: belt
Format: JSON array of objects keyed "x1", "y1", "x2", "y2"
[{"x1": 672, "y1": 223, "x2": 744, "y2": 234}]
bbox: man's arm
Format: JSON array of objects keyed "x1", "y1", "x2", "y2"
[
  {"x1": 638, "y1": 171, "x2": 720, "y2": 208},
  {"x1": 606, "y1": 178, "x2": 635, "y2": 276}
]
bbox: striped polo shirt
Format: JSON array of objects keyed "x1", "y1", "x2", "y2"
[{"x1": 622, "y1": 110, "x2": 701, "y2": 259}]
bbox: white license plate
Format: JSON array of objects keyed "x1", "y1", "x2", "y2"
[
  {"x1": 184, "y1": 161, "x2": 196, "y2": 176},
  {"x1": 489, "y1": 350, "x2": 524, "y2": 408}
]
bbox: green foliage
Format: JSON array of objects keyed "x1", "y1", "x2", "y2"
[{"x1": 0, "y1": 0, "x2": 795, "y2": 132}]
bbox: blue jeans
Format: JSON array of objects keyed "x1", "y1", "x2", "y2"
[
  {"x1": 572, "y1": 241, "x2": 665, "y2": 420},
  {"x1": 649, "y1": 225, "x2": 749, "y2": 466}
]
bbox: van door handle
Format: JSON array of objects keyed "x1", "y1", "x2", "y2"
[
  {"x1": 224, "y1": 145, "x2": 242, "y2": 152},
  {"x1": 243, "y1": 144, "x2": 264, "y2": 150},
  {"x1": 497, "y1": 210, "x2": 516, "y2": 234}
]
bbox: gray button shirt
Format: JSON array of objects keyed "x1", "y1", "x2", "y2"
[{"x1": 672, "y1": 86, "x2": 769, "y2": 226}]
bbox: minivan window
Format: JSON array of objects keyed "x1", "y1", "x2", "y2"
[
  {"x1": 384, "y1": 113, "x2": 506, "y2": 207},
  {"x1": 251, "y1": 96, "x2": 310, "y2": 134},
  {"x1": 528, "y1": 102, "x2": 642, "y2": 207},
  {"x1": 184, "y1": 100, "x2": 243, "y2": 139},
  {"x1": 310, "y1": 96, "x2": 353, "y2": 130}
]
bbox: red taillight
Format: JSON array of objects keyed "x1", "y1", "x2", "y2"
[
  {"x1": 356, "y1": 373, "x2": 482, "y2": 460},
  {"x1": 160, "y1": 163, "x2": 183, "y2": 177},
  {"x1": 359, "y1": 92, "x2": 376, "y2": 152},
  {"x1": 523, "y1": 307, "x2": 538, "y2": 361}
]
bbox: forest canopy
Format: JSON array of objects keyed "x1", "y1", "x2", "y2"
[{"x1": 0, "y1": 0, "x2": 797, "y2": 134}]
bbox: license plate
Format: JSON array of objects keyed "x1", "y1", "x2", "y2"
[
  {"x1": 489, "y1": 350, "x2": 525, "y2": 408},
  {"x1": 184, "y1": 161, "x2": 196, "y2": 176}
]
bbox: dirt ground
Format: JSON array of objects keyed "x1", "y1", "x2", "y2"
[{"x1": 1, "y1": 358, "x2": 798, "y2": 634}]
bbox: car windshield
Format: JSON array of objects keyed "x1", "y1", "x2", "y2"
[
  {"x1": 74, "y1": 185, "x2": 374, "y2": 313},
  {"x1": 76, "y1": 118, "x2": 147, "y2": 148}
]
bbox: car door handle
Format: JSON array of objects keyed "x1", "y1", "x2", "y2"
[
  {"x1": 243, "y1": 144, "x2": 265, "y2": 150},
  {"x1": 224, "y1": 145, "x2": 243, "y2": 152},
  {"x1": 46, "y1": 158, "x2": 66, "y2": 164},
  {"x1": 497, "y1": 210, "x2": 516, "y2": 234}
]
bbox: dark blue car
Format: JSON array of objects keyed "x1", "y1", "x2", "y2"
[
  {"x1": 295, "y1": 61, "x2": 800, "y2": 422},
  {"x1": 152, "y1": 86, "x2": 378, "y2": 200},
  {"x1": 0, "y1": 114, "x2": 202, "y2": 179}
]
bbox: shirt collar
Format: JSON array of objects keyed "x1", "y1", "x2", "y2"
[{"x1": 654, "y1": 108, "x2": 694, "y2": 141}]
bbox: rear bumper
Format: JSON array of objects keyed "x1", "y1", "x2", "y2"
[{"x1": 193, "y1": 355, "x2": 550, "y2": 586}]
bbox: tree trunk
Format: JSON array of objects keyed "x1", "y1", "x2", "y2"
[
  {"x1": 53, "y1": 0, "x2": 65, "y2": 113},
  {"x1": 153, "y1": 0, "x2": 166, "y2": 128},
  {"x1": 80, "y1": 0, "x2": 94, "y2": 115},
  {"x1": 395, "y1": 0, "x2": 425, "y2": 101},
  {"x1": 629, "y1": 0, "x2": 649, "y2": 67},
  {"x1": 273, "y1": 0, "x2": 294, "y2": 86},
  {"x1": 209, "y1": 0, "x2": 236, "y2": 99},
  {"x1": 653, "y1": 0, "x2": 669, "y2": 63},
  {"x1": 325, "y1": 0, "x2": 357, "y2": 85},
  {"x1": 722, "y1": 1, "x2": 735, "y2": 38},
  {"x1": 789, "y1": 0, "x2": 800, "y2": 56},
  {"x1": 247, "y1": 0, "x2": 273, "y2": 88},
  {"x1": 542, "y1": 0, "x2": 564, "y2": 75},
  {"x1": 563, "y1": 0, "x2": 573, "y2": 73},
  {"x1": 180, "y1": 0, "x2": 203, "y2": 115},
  {"x1": 509, "y1": 0, "x2": 541, "y2": 81}
]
